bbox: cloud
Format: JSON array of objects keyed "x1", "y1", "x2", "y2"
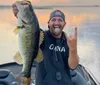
[
  {"x1": 39, "y1": 0, "x2": 69, "y2": 5},
  {"x1": 37, "y1": 0, "x2": 100, "y2": 6},
  {"x1": 69, "y1": 0, "x2": 100, "y2": 5},
  {"x1": 0, "y1": 0, "x2": 40, "y2": 5},
  {"x1": 0, "y1": 0, "x2": 100, "y2": 5}
]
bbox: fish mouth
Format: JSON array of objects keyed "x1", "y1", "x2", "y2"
[{"x1": 15, "y1": 1, "x2": 33, "y2": 24}]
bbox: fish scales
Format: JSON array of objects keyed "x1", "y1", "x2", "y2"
[{"x1": 15, "y1": 1, "x2": 40, "y2": 77}]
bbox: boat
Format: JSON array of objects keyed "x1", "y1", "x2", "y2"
[{"x1": 0, "y1": 62, "x2": 100, "y2": 85}]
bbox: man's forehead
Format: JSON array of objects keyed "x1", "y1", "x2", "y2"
[{"x1": 51, "y1": 16, "x2": 64, "y2": 20}]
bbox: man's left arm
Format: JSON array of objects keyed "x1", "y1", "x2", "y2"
[
  {"x1": 66, "y1": 27, "x2": 79, "y2": 69},
  {"x1": 68, "y1": 48, "x2": 79, "y2": 70}
]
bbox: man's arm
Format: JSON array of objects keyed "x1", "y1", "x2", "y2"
[
  {"x1": 68, "y1": 49, "x2": 79, "y2": 69},
  {"x1": 66, "y1": 27, "x2": 79, "y2": 69}
]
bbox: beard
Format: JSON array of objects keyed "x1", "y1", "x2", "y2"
[{"x1": 49, "y1": 25, "x2": 63, "y2": 36}]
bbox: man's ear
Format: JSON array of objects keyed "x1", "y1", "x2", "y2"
[
  {"x1": 48, "y1": 21, "x2": 50, "y2": 28},
  {"x1": 48, "y1": 25, "x2": 50, "y2": 28}
]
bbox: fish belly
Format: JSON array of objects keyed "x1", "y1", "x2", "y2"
[{"x1": 18, "y1": 26, "x2": 39, "y2": 77}]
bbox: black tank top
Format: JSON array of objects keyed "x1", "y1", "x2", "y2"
[{"x1": 35, "y1": 30, "x2": 73, "y2": 85}]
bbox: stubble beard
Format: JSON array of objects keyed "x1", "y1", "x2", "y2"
[{"x1": 49, "y1": 26, "x2": 63, "y2": 37}]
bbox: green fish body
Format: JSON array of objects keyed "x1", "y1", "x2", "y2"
[{"x1": 14, "y1": 1, "x2": 43, "y2": 78}]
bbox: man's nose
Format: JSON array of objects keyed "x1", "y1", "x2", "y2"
[{"x1": 54, "y1": 20, "x2": 60, "y2": 25}]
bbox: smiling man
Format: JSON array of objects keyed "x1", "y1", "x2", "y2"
[
  {"x1": 12, "y1": 2, "x2": 79, "y2": 85},
  {"x1": 35, "y1": 10, "x2": 79, "y2": 85}
]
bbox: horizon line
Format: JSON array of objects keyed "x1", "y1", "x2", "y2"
[{"x1": 0, "y1": 5, "x2": 100, "y2": 9}]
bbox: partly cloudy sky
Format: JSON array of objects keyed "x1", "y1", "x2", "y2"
[{"x1": 0, "y1": 0, "x2": 100, "y2": 5}]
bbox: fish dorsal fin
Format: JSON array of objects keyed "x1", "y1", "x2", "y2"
[
  {"x1": 39, "y1": 31, "x2": 44, "y2": 46},
  {"x1": 34, "y1": 48, "x2": 43, "y2": 62},
  {"x1": 34, "y1": 31, "x2": 44, "y2": 62}
]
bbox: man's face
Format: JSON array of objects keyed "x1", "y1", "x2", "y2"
[{"x1": 48, "y1": 16, "x2": 66, "y2": 36}]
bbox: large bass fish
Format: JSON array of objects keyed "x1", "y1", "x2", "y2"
[{"x1": 12, "y1": 0, "x2": 44, "y2": 84}]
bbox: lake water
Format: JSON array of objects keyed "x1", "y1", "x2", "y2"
[{"x1": 0, "y1": 7, "x2": 100, "y2": 82}]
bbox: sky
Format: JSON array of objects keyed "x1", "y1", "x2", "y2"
[{"x1": 0, "y1": 0, "x2": 100, "y2": 5}]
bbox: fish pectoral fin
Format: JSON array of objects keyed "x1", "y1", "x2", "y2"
[
  {"x1": 34, "y1": 31, "x2": 44, "y2": 62},
  {"x1": 13, "y1": 27, "x2": 19, "y2": 35},
  {"x1": 13, "y1": 26, "x2": 21, "y2": 35},
  {"x1": 13, "y1": 51, "x2": 23, "y2": 65},
  {"x1": 34, "y1": 48, "x2": 43, "y2": 62}
]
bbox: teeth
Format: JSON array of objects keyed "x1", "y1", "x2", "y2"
[{"x1": 54, "y1": 26, "x2": 59, "y2": 28}]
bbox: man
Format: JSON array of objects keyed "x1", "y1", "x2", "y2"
[{"x1": 12, "y1": 2, "x2": 79, "y2": 85}]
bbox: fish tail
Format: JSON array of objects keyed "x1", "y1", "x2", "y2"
[{"x1": 23, "y1": 77, "x2": 31, "y2": 85}]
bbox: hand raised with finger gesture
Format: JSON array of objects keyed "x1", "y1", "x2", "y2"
[{"x1": 66, "y1": 27, "x2": 77, "y2": 51}]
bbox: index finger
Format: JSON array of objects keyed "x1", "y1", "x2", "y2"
[{"x1": 74, "y1": 27, "x2": 77, "y2": 36}]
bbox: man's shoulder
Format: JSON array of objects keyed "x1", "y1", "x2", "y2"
[
  {"x1": 40, "y1": 28, "x2": 48, "y2": 33},
  {"x1": 40, "y1": 29, "x2": 49, "y2": 36}
]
